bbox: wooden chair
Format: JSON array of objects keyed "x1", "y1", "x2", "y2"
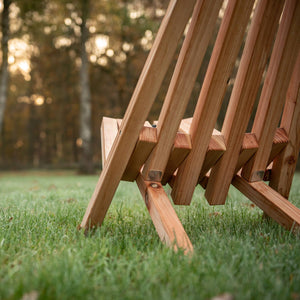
[{"x1": 80, "y1": 0, "x2": 300, "y2": 254}]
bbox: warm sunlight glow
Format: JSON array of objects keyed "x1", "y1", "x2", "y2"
[
  {"x1": 95, "y1": 35, "x2": 109, "y2": 52},
  {"x1": 97, "y1": 57, "x2": 108, "y2": 67},
  {"x1": 18, "y1": 60, "x2": 30, "y2": 73},
  {"x1": 64, "y1": 18, "x2": 72, "y2": 26},
  {"x1": 8, "y1": 38, "x2": 35, "y2": 80},
  {"x1": 8, "y1": 55, "x2": 15, "y2": 64},
  {"x1": 31, "y1": 94, "x2": 45, "y2": 106},
  {"x1": 9, "y1": 38, "x2": 29, "y2": 56},
  {"x1": 122, "y1": 42, "x2": 133, "y2": 52},
  {"x1": 54, "y1": 37, "x2": 72, "y2": 48},
  {"x1": 106, "y1": 49, "x2": 114, "y2": 57},
  {"x1": 89, "y1": 26, "x2": 96, "y2": 33},
  {"x1": 90, "y1": 54, "x2": 97, "y2": 63}
]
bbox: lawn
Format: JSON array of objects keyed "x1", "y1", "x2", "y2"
[{"x1": 0, "y1": 171, "x2": 299, "y2": 300}]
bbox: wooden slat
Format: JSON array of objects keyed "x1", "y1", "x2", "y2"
[
  {"x1": 101, "y1": 117, "x2": 119, "y2": 168},
  {"x1": 177, "y1": 120, "x2": 226, "y2": 184},
  {"x1": 100, "y1": 117, "x2": 192, "y2": 183},
  {"x1": 171, "y1": 0, "x2": 255, "y2": 205},
  {"x1": 179, "y1": 118, "x2": 193, "y2": 134},
  {"x1": 198, "y1": 130, "x2": 287, "y2": 189},
  {"x1": 122, "y1": 123, "x2": 157, "y2": 182},
  {"x1": 142, "y1": 0, "x2": 223, "y2": 181},
  {"x1": 232, "y1": 174, "x2": 300, "y2": 233},
  {"x1": 171, "y1": 127, "x2": 288, "y2": 185},
  {"x1": 235, "y1": 129, "x2": 289, "y2": 175},
  {"x1": 136, "y1": 174, "x2": 193, "y2": 255},
  {"x1": 267, "y1": 128, "x2": 289, "y2": 164},
  {"x1": 242, "y1": 0, "x2": 300, "y2": 182},
  {"x1": 198, "y1": 132, "x2": 226, "y2": 182},
  {"x1": 163, "y1": 121, "x2": 226, "y2": 185},
  {"x1": 205, "y1": 0, "x2": 285, "y2": 205},
  {"x1": 100, "y1": 118, "x2": 158, "y2": 182},
  {"x1": 80, "y1": 0, "x2": 196, "y2": 229},
  {"x1": 270, "y1": 52, "x2": 300, "y2": 198},
  {"x1": 161, "y1": 132, "x2": 192, "y2": 185},
  {"x1": 235, "y1": 133, "x2": 259, "y2": 173}
]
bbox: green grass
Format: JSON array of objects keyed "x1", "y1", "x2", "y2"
[{"x1": 0, "y1": 171, "x2": 300, "y2": 300}]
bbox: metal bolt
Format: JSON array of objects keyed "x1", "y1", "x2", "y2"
[{"x1": 150, "y1": 183, "x2": 159, "y2": 188}]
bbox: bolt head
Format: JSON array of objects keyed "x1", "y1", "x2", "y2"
[{"x1": 150, "y1": 183, "x2": 159, "y2": 188}]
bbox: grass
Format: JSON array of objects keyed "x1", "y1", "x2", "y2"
[{"x1": 0, "y1": 171, "x2": 299, "y2": 300}]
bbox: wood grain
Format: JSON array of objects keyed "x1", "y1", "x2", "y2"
[
  {"x1": 136, "y1": 174, "x2": 193, "y2": 255},
  {"x1": 232, "y1": 174, "x2": 300, "y2": 233},
  {"x1": 270, "y1": 52, "x2": 300, "y2": 198},
  {"x1": 172, "y1": 0, "x2": 255, "y2": 205},
  {"x1": 242, "y1": 0, "x2": 300, "y2": 182},
  {"x1": 161, "y1": 132, "x2": 192, "y2": 185},
  {"x1": 81, "y1": 0, "x2": 196, "y2": 229},
  {"x1": 122, "y1": 125, "x2": 157, "y2": 182},
  {"x1": 142, "y1": 0, "x2": 223, "y2": 181},
  {"x1": 101, "y1": 117, "x2": 119, "y2": 168},
  {"x1": 177, "y1": 120, "x2": 226, "y2": 184},
  {"x1": 205, "y1": 0, "x2": 285, "y2": 205}
]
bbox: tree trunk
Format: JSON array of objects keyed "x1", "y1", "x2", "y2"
[
  {"x1": 79, "y1": 0, "x2": 94, "y2": 173},
  {"x1": 0, "y1": 0, "x2": 11, "y2": 134}
]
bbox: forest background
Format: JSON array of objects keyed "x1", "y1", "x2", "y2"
[{"x1": 0, "y1": 0, "x2": 298, "y2": 173}]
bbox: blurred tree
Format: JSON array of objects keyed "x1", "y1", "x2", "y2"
[
  {"x1": 0, "y1": 0, "x2": 167, "y2": 169},
  {"x1": 0, "y1": 0, "x2": 11, "y2": 133},
  {"x1": 79, "y1": 0, "x2": 93, "y2": 174}
]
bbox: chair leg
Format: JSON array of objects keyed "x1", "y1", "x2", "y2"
[{"x1": 136, "y1": 174, "x2": 193, "y2": 255}]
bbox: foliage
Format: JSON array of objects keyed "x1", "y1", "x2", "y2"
[
  {"x1": 0, "y1": 171, "x2": 300, "y2": 299},
  {"x1": 0, "y1": 0, "x2": 168, "y2": 169}
]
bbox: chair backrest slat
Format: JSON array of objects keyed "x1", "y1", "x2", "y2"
[
  {"x1": 269, "y1": 52, "x2": 300, "y2": 198},
  {"x1": 142, "y1": 0, "x2": 223, "y2": 182},
  {"x1": 171, "y1": 0, "x2": 255, "y2": 205},
  {"x1": 242, "y1": 0, "x2": 300, "y2": 182},
  {"x1": 205, "y1": 0, "x2": 285, "y2": 205}
]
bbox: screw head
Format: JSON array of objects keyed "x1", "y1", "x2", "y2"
[{"x1": 150, "y1": 183, "x2": 159, "y2": 188}]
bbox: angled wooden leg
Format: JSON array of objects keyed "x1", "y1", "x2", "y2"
[{"x1": 136, "y1": 174, "x2": 193, "y2": 255}]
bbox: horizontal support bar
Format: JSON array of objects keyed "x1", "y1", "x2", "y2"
[{"x1": 232, "y1": 174, "x2": 300, "y2": 233}]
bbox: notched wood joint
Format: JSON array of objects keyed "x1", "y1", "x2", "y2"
[
  {"x1": 147, "y1": 170, "x2": 162, "y2": 181},
  {"x1": 250, "y1": 170, "x2": 265, "y2": 182}
]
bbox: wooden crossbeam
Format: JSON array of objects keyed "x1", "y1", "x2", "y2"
[
  {"x1": 119, "y1": 120, "x2": 157, "y2": 182},
  {"x1": 232, "y1": 174, "x2": 300, "y2": 233}
]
